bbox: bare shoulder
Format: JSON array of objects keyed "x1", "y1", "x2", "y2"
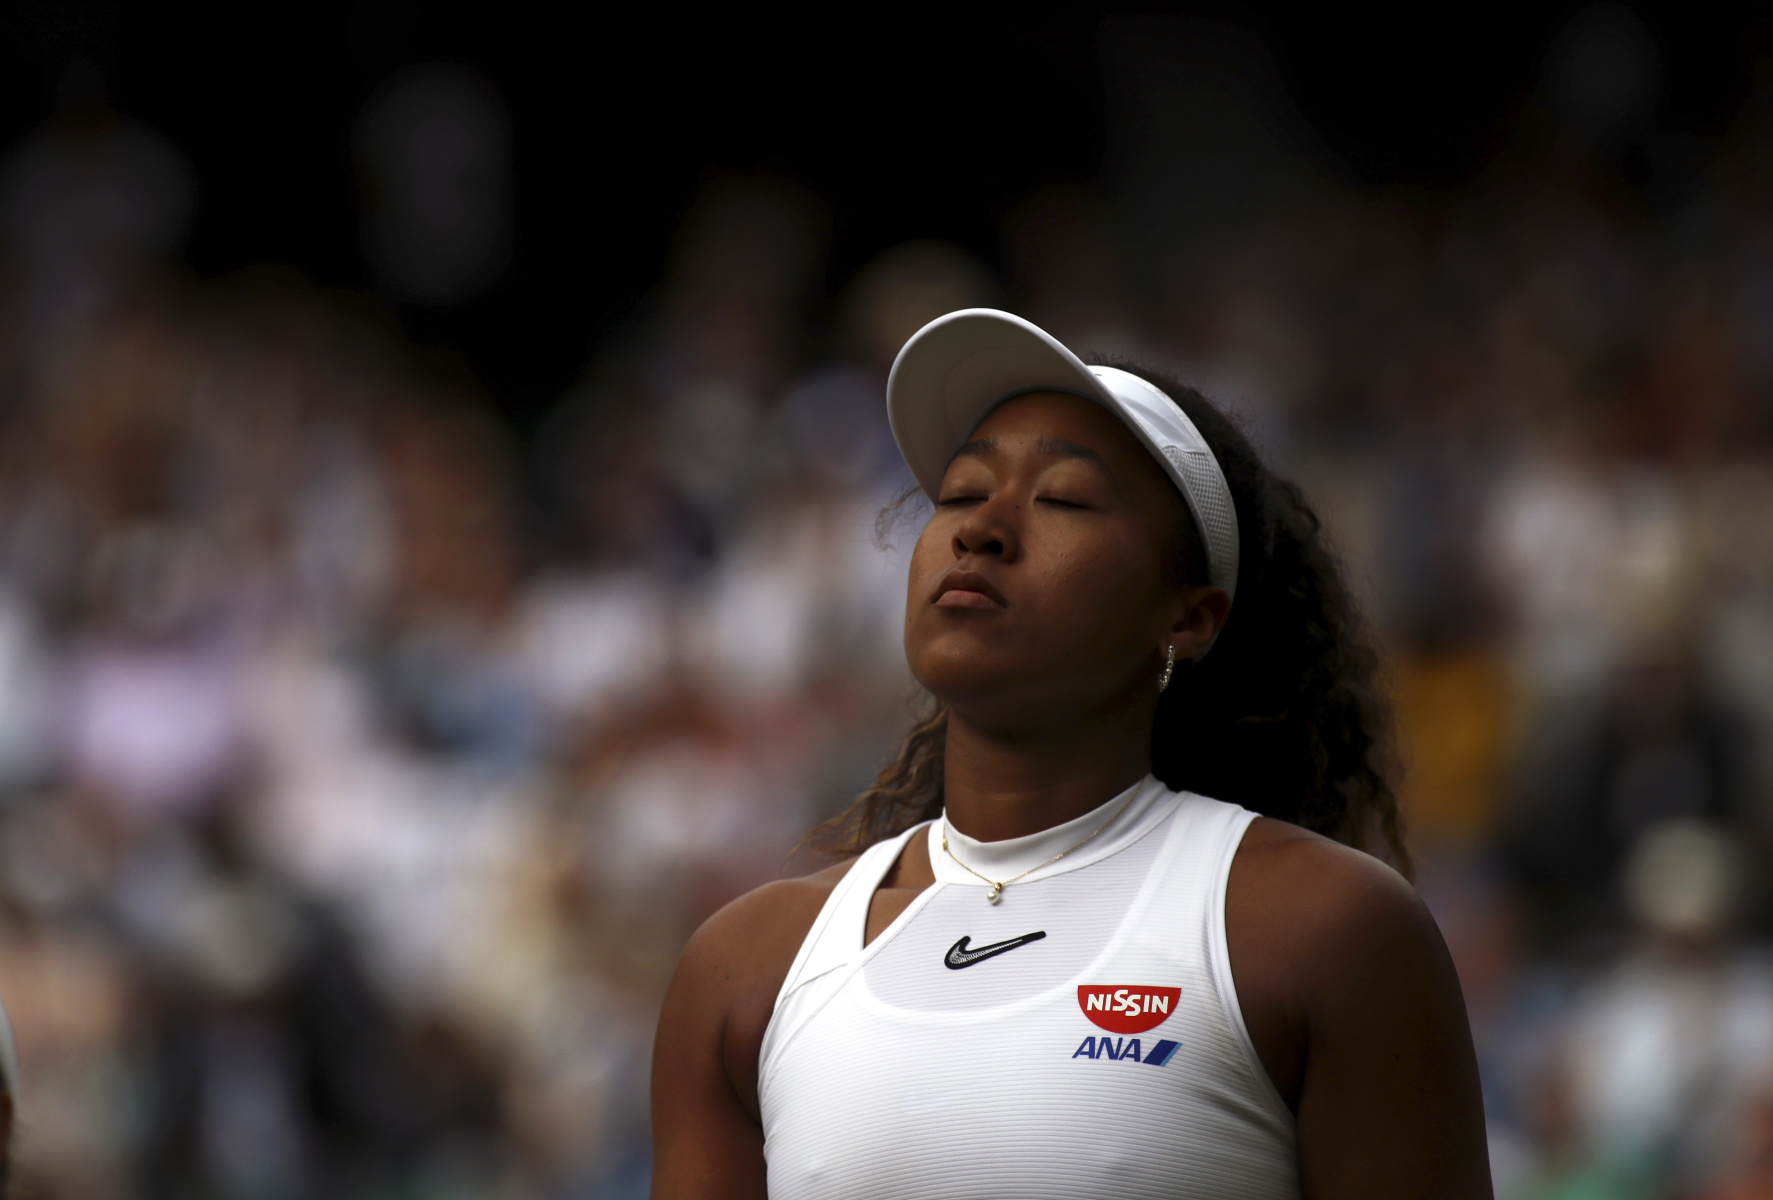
[
  {"x1": 1226, "y1": 817, "x2": 1464, "y2": 1117},
  {"x1": 1234, "y1": 815, "x2": 1412, "y2": 890},
  {"x1": 677, "y1": 857, "x2": 859, "y2": 990},
  {"x1": 652, "y1": 859, "x2": 865, "y2": 1195},
  {"x1": 1230, "y1": 821, "x2": 1490, "y2": 1193},
  {"x1": 693, "y1": 857, "x2": 859, "y2": 942},
  {"x1": 658, "y1": 856, "x2": 862, "y2": 1128},
  {"x1": 1233, "y1": 817, "x2": 1449, "y2": 1005}
]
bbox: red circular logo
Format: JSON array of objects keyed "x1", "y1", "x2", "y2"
[{"x1": 1077, "y1": 985, "x2": 1181, "y2": 1034}]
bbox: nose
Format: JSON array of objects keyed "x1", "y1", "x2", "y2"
[{"x1": 951, "y1": 496, "x2": 1020, "y2": 562}]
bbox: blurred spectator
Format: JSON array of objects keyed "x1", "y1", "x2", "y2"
[
  {"x1": 1532, "y1": 821, "x2": 1773, "y2": 1195},
  {"x1": 0, "y1": 20, "x2": 1772, "y2": 1197},
  {"x1": 355, "y1": 65, "x2": 513, "y2": 307}
]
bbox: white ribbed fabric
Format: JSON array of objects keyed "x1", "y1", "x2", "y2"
[{"x1": 759, "y1": 777, "x2": 1299, "y2": 1199}]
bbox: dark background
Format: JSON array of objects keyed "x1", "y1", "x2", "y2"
[
  {"x1": 3, "y1": 2, "x2": 1763, "y2": 433},
  {"x1": 5, "y1": 4, "x2": 1773, "y2": 1197}
]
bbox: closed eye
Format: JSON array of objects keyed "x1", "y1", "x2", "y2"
[
  {"x1": 1037, "y1": 497, "x2": 1091, "y2": 510},
  {"x1": 937, "y1": 494, "x2": 985, "y2": 507}
]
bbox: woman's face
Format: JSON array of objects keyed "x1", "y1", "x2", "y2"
[{"x1": 904, "y1": 391, "x2": 1225, "y2": 734}]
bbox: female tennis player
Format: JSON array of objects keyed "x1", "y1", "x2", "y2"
[{"x1": 652, "y1": 309, "x2": 1491, "y2": 1198}]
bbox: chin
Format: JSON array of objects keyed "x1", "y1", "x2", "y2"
[
  {"x1": 908, "y1": 655, "x2": 1019, "y2": 706},
  {"x1": 911, "y1": 655, "x2": 1061, "y2": 720}
]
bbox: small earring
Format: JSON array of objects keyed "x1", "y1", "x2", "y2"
[{"x1": 1158, "y1": 644, "x2": 1176, "y2": 693}]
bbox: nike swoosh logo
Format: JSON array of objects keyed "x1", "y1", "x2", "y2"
[{"x1": 944, "y1": 931, "x2": 1047, "y2": 970}]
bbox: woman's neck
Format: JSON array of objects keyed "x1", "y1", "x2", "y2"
[{"x1": 940, "y1": 709, "x2": 1152, "y2": 843}]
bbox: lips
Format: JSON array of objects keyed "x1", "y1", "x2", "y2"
[{"x1": 934, "y1": 569, "x2": 1007, "y2": 609}]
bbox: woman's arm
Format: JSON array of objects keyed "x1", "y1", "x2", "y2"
[
  {"x1": 1228, "y1": 819, "x2": 1492, "y2": 1200},
  {"x1": 650, "y1": 869, "x2": 849, "y2": 1200}
]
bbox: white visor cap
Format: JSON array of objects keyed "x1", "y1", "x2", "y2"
[{"x1": 886, "y1": 308, "x2": 1240, "y2": 601}]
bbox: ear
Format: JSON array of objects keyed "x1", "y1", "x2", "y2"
[{"x1": 1168, "y1": 586, "x2": 1231, "y2": 660}]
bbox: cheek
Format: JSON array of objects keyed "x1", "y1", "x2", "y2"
[
  {"x1": 1032, "y1": 533, "x2": 1164, "y2": 618},
  {"x1": 1020, "y1": 542, "x2": 1176, "y2": 668},
  {"x1": 905, "y1": 519, "x2": 948, "y2": 602},
  {"x1": 902, "y1": 520, "x2": 951, "y2": 642}
]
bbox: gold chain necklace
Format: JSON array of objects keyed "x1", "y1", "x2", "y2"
[{"x1": 941, "y1": 791, "x2": 1141, "y2": 905}]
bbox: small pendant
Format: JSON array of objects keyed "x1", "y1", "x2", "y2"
[{"x1": 986, "y1": 882, "x2": 1003, "y2": 905}]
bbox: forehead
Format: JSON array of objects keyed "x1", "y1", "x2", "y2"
[{"x1": 969, "y1": 390, "x2": 1159, "y2": 475}]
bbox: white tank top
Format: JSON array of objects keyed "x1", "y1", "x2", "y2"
[{"x1": 759, "y1": 776, "x2": 1300, "y2": 1199}]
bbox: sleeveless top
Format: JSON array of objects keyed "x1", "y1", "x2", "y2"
[{"x1": 758, "y1": 776, "x2": 1300, "y2": 1199}]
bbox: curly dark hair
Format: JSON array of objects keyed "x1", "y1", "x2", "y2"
[{"x1": 811, "y1": 360, "x2": 1408, "y2": 875}]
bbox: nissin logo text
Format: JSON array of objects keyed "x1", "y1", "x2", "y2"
[{"x1": 1077, "y1": 985, "x2": 1181, "y2": 1034}]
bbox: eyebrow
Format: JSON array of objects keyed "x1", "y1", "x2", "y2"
[
  {"x1": 1034, "y1": 436, "x2": 1113, "y2": 478},
  {"x1": 949, "y1": 434, "x2": 1119, "y2": 484}
]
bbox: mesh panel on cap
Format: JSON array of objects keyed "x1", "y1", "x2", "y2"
[{"x1": 1162, "y1": 445, "x2": 1239, "y2": 592}]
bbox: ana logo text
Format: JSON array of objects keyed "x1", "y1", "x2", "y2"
[
  {"x1": 1072, "y1": 1036, "x2": 1180, "y2": 1067},
  {"x1": 1077, "y1": 985, "x2": 1181, "y2": 1034}
]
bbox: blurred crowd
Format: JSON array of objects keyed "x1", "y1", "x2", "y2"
[{"x1": 2, "y1": 38, "x2": 1773, "y2": 1200}]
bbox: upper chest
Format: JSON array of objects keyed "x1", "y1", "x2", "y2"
[
  {"x1": 757, "y1": 825, "x2": 1302, "y2": 1200},
  {"x1": 850, "y1": 829, "x2": 1181, "y2": 1016}
]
